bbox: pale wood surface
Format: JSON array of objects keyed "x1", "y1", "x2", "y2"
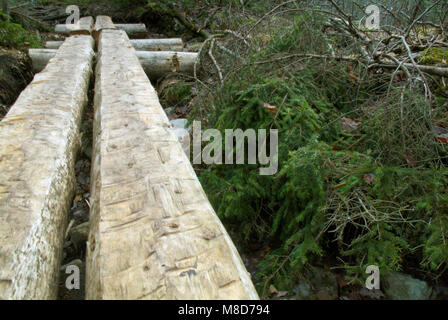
[
  {"x1": 46, "y1": 39, "x2": 184, "y2": 51},
  {"x1": 0, "y1": 35, "x2": 94, "y2": 300},
  {"x1": 56, "y1": 22, "x2": 147, "y2": 38},
  {"x1": 113, "y1": 23, "x2": 147, "y2": 38},
  {"x1": 28, "y1": 48, "x2": 60, "y2": 73},
  {"x1": 93, "y1": 15, "x2": 116, "y2": 41},
  {"x1": 55, "y1": 16, "x2": 94, "y2": 35},
  {"x1": 86, "y1": 29, "x2": 258, "y2": 300}
]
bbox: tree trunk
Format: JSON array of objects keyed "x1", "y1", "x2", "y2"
[
  {"x1": 1, "y1": 0, "x2": 9, "y2": 21},
  {"x1": 86, "y1": 29, "x2": 258, "y2": 300},
  {"x1": 0, "y1": 35, "x2": 94, "y2": 300}
]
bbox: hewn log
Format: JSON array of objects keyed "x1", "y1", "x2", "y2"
[
  {"x1": 86, "y1": 29, "x2": 258, "y2": 300},
  {"x1": 56, "y1": 22, "x2": 147, "y2": 38},
  {"x1": 0, "y1": 35, "x2": 94, "y2": 300},
  {"x1": 93, "y1": 15, "x2": 116, "y2": 41},
  {"x1": 30, "y1": 49, "x2": 197, "y2": 79},
  {"x1": 54, "y1": 16, "x2": 94, "y2": 35},
  {"x1": 46, "y1": 38, "x2": 184, "y2": 51}
]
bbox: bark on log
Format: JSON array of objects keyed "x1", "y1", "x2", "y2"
[
  {"x1": 130, "y1": 39, "x2": 184, "y2": 51},
  {"x1": 113, "y1": 23, "x2": 147, "y2": 38},
  {"x1": 45, "y1": 39, "x2": 184, "y2": 52},
  {"x1": 44, "y1": 41, "x2": 64, "y2": 49},
  {"x1": 56, "y1": 22, "x2": 147, "y2": 38},
  {"x1": 54, "y1": 16, "x2": 94, "y2": 36},
  {"x1": 31, "y1": 49, "x2": 197, "y2": 80},
  {"x1": 86, "y1": 29, "x2": 258, "y2": 300},
  {"x1": 137, "y1": 51, "x2": 197, "y2": 80},
  {"x1": 0, "y1": 35, "x2": 94, "y2": 300}
]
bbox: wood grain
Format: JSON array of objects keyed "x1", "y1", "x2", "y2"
[
  {"x1": 86, "y1": 29, "x2": 258, "y2": 300},
  {"x1": 0, "y1": 35, "x2": 94, "y2": 299}
]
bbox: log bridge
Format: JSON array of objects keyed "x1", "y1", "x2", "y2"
[{"x1": 0, "y1": 16, "x2": 258, "y2": 300}]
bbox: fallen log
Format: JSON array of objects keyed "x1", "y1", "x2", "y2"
[
  {"x1": 44, "y1": 41, "x2": 64, "y2": 49},
  {"x1": 0, "y1": 35, "x2": 94, "y2": 300},
  {"x1": 86, "y1": 29, "x2": 258, "y2": 300},
  {"x1": 28, "y1": 48, "x2": 60, "y2": 73},
  {"x1": 30, "y1": 48, "x2": 197, "y2": 80},
  {"x1": 128, "y1": 38, "x2": 184, "y2": 51},
  {"x1": 137, "y1": 51, "x2": 197, "y2": 79},
  {"x1": 45, "y1": 38, "x2": 184, "y2": 51},
  {"x1": 54, "y1": 16, "x2": 94, "y2": 35},
  {"x1": 372, "y1": 62, "x2": 448, "y2": 78},
  {"x1": 55, "y1": 22, "x2": 147, "y2": 38},
  {"x1": 114, "y1": 23, "x2": 147, "y2": 38}
]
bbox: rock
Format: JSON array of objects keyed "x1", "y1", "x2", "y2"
[
  {"x1": 433, "y1": 285, "x2": 448, "y2": 300},
  {"x1": 72, "y1": 206, "x2": 89, "y2": 222},
  {"x1": 170, "y1": 118, "x2": 189, "y2": 130},
  {"x1": 69, "y1": 222, "x2": 89, "y2": 252},
  {"x1": 293, "y1": 266, "x2": 338, "y2": 300},
  {"x1": 359, "y1": 287, "x2": 385, "y2": 300},
  {"x1": 381, "y1": 272, "x2": 432, "y2": 300},
  {"x1": 165, "y1": 107, "x2": 175, "y2": 116}
]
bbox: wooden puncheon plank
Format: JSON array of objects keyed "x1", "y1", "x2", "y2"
[
  {"x1": 86, "y1": 29, "x2": 258, "y2": 300},
  {"x1": 0, "y1": 35, "x2": 94, "y2": 300}
]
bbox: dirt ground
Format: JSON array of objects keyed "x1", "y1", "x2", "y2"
[{"x1": 0, "y1": 49, "x2": 33, "y2": 118}]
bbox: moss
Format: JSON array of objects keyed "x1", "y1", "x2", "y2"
[{"x1": 420, "y1": 47, "x2": 448, "y2": 66}]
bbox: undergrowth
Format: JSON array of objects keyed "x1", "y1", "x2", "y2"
[
  {"x1": 0, "y1": 12, "x2": 41, "y2": 49},
  {"x1": 193, "y1": 13, "x2": 448, "y2": 296}
]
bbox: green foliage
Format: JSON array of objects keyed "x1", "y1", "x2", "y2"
[
  {"x1": 195, "y1": 12, "x2": 448, "y2": 291},
  {"x1": 419, "y1": 47, "x2": 448, "y2": 66},
  {"x1": 0, "y1": 12, "x2": 41, "y2": 49}
]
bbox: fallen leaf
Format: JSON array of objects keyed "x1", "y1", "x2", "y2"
[
  {"x1": 340, "y1": 117, "x2": 360, "y2": 133},
  {"x1": 405, "y1": 151, "x2": 416, "y2": 167},
  {"x1": 363, "y1": 173, "x2": 375, "y2": 185},
  {"x1": 332, "y1": 182, "x2": 347, "y2": 189},
  {"x1": 437, "y1": 136, "x2": 448, "y2": 144},
  {"x1": 269, "y1": 284, "x2": 278, "y2": 295},
  {"x1": 275, "y1": 291, "x2": 288, "y2": 298},
  {"x1": 264, "y1": 102, "x2": 277, "y2": 114}
]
